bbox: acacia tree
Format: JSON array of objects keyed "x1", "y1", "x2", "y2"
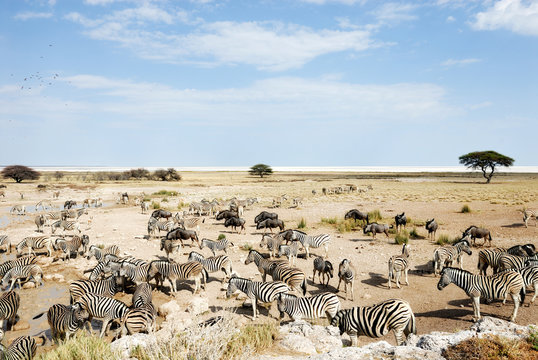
[
  {"x1": 459, "y1": 151, "x2": 514, "y2": 183},
  {"x1": 249, "y1": 164, "x2": 273, "y2": 178},
  {"x1": 153, "y1": 168, "x2": 181, "y2": 181},
  {"x1": 1, "y1": 165, "x2": 41, "y2": 183}
]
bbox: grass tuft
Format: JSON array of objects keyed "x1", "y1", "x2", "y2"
[
  {"x1": 368, "y1": 209, "x2": 383, "y2": 223},
  {"x1": 409, "y1": 227, "x2": 420, "y2": 239},
  {"x1": 297, "y1": 218, "x2": 307, "y2": 229},
  {"x1": 153, "y1": 190, "x2": 179, "y2": 196},
  {"x1": 529, "y1": 326, "x2": 538, "y2": 351},
  {"x1": 152, "y1": 201, "x2": 161, "y2": 209},
  {"x1": 461, "y1": 204, "x2": 472, "y2": 213},
  {"x1": 218, "y1": 234, "x2": 226, "y2": 240},
  {"x1": 241, "y1": 243, "x2": 253, "y2": 251},
  {"x1": 394, "y1": 233, "x2": 408, "y2": 245},
  {"x1": 36, "y1": 334, "x2": 118, "y2": 360},
  {"x1": 436, "y1": 234, "x2": 451, "y2": 245}
]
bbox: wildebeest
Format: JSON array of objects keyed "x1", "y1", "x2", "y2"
[
  {"x1": 463, "y1": 226, "x2": 492, "y2": 247},
  {"x1": 151, "y1": 209, "x2": 172, "y2": 220},
  {"x1": 165, "y1": 228, "x2": 199, "y2": 247},
  {"x1": 254, "y1": 211, "x2": 278, "y2": 224},
  {"x1": 363, "y1": 223, "x2": 389, "y2": 239},
  {"x1": 256, "y1": 219, "x2": 285, "y2": 234},
  {"x1": 394, "y1": 212, "x2": 407, "y2": 233},
  {"x1": 64, "y1": 200, "x2": 77, "y2": 209},
  {"x1": 34, "y1": 214, "x2": 46, "y2": 233},
  {"x1": 121, "y1": 192, "x2": 129, "y2": 204},
  {"x1": 425, "y1": 219, "x2": 438, "y2": 241},
  {"x1": 344, "y1": 209, "x2": 369, "y2": 224},
  {"x1": 215, "y1": 210, "x2": 238, "y2": 221},
  {"x1": 224, "y1": 217, "x2": 246, "y2": 234}
]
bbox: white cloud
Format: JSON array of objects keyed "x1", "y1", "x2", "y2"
[
  {"x1": 300, "y1": 0, "x2": 367, "y2": 4},
  {"x1": 441, "y1": 58, "x2": 482, "y2": 66},
  {"x1": 472, "y1": 0, "x2": 538, "y2": 36},
  {"x1": 14, "y1": 12, "x2": 53, "y2": 20},
  {"x1": 84, "y1": 0, "x2": 119, "y2": 5},
  {"x1": 372, "y1": 2, "x2": 419, "y2": 23},
  {"x1": 446, "y1": 15, "x2": 456, "y2": 22}
]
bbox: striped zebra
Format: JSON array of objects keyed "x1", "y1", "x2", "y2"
[
  {"x1": 133, "y1": 283, "x2": 154, "y2": 309},
  {"x1": 477, "y1": 245, "x2": 534, "y2": 275},
  {"x1": 520, "y1": 209, "x2": 537, "y2": 228},
  {"x1": 200, "y1": 237, "x2": 234, "y2": 257},
  {"x1": 62, "y1": 208, "x2": 89, "y2": 220},
  {"x1": 0, "y1": 257, "x2": 36, "y2": 279},
  {"x1": 188, "y1": 251, "x2": 233, "y2": 282},
  {"x1": 141, "y1": 201, "x2": 150, "y2": 214},
  {"x1": 32, "y1": 303, "x2": 89, "y2": 343},
  {"x1": 0, "y1": 235, "x2": 11, "y2": 254},
  {"x1": 259, "y1": 234, "x2": 284, "y2": 258},
  {"x1": 226, "y1": 275, "x2": 290, "y2": 320},
  {"x1": 2, "y1": 264, "x2": 44, "y2": 290},
  {"x1": 160, "y1": 239, "x2": 182, "y2": 259},
  {"x1": 44, "y1": 211, "x2": 63, "y2": 223},
  {"x1": 147, "y1": 218, "x2": 175, "y2": 237},
  {"x1": 54, "y1": 235, "x2": 89, "y2": 261},
  {"x1": 499, "y1": 253, "x2": 538, "y2": 271},
  {"x1": 277, "y1": 292, "x2": 340, "y2": 322},
  {"x1": 75, "y1": 293, "x2": 129, "y2": 337},
  {"x1": 512, "y1": 266, "x2": 538, "y2": 305},
  {"x1": 51, "y1": 220, "x2": 81, "y2": 235},
  {"x1": 119, "y1": 262, "x2": 151, "y2": 286},
  {"x1": 270, "y1": 263, "x2": 307, "y2": 296},
  {"x1": 9, "y1": 205, "x2": 25, "y2": 215},
  {"x1": 437, "y1": 267, "x2": 525, "y2": 322},
  {"x1": 69, "y1": 275, "x2": 120, "y2": 304},
  {"x1": 86, "y1": 245, "x2": 120, "y2": 261},
  {"x1": 16, "y1": 236, "x2": 54, "y2": 257},
  {"x1": 313, "y1": 257, "x2": 334, "y2": 286},
  {"x1": 433, "y1": 239, "x2": 472, "y2": 276},
  {"x1": 291, "y1": 230, "x2": 330, "y2": 259},
  {"x1": 87, "y1": 261, "x2": 112, "y2": 281},
  {"x1": 34, "y1": 214, "x2": 46, "y2": 233},
  {"x1": 277, "y1": 241, "x2": 299, "y2": 266},
  {"x1": 147, "y1": 260, "x2": 207, "y2": 294},
  {"x1": 2, "y1": 335, "x2": 37, "y2": 360},
  {"x1": 174, "y1": 215, "x2": 203, "y2": 235},
  {"x1": 330, "y1": 298, "x2": 416, "y2": 346},
  {"x1": 388, "y1": 244, "x2": 410, "y2": 289},
  {"x1": 337, "y1": 259, "x2": 356, "y2": 301},
  {"x1": 0, "y1": 290, "x2": 20, "y2": 331},
  {"x1": 245, "y1": 250, "x2": 288, "y2": 282},
  {"x1": 115, "y1": 304, "x2": 156, "y2": 340}
]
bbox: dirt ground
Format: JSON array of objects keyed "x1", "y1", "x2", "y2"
[{"x1": 0, "y1": 172, "x2": 537, "y2": 355}]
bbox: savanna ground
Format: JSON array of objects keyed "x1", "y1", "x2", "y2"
[{"x1": 0, "y1": 171, "x2": 537, "y2": 357}]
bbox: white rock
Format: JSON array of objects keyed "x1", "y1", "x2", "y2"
[
  {"x1": 186, "y1": 296, "x2": 209, "y2": 316},
  {"x1": 22, "y1": 282, "x2": 36, "y2": 289},
  {"x1": 279, "y1": 333, "x2": 317, "y2": 355},
  {"x1": 111, "y1": 333, "x2": 157, "y2": 359},
  {"x1": 43, "y1": 274, "x2": 54, "y2": 281},
  {"x1": 52, "y1": 274, "x2": 64, "y2": 282},
  {"x1": 158, "y1": 300, "x2": 181, "y2": 318}
]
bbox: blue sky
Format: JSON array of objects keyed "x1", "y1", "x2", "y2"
[{"x1": 0, "y1": 0, "x2": 537, "y2": 167}]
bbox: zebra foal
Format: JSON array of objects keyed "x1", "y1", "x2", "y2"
[
  {"x1": 388, "y1": 244, "x2": 410, "y2": 289},
  {"x1": 277, "y1": 292, "x2": 340, "y2": 322},
  {"x1": 291, "y1": 230, "x2": 330, "y2": 259},
  {"x1": 16, "y1": 236, "x2": 53, "y2": 257},
  {"x1": 200, "y1": 237, "x2": 234, "y2": 256},
  {"x1": 337, "y1": 259, "x2": 356, "y2": 301},
  {"x1": 312, "y1": 257, "x2": 333, "y2": 286},
  {"x1": 433, "y1": 239, "x2": 472, "y2": 276},
  {"x1": 2, "y1": 264, "x2": 44, "y2": 291}
]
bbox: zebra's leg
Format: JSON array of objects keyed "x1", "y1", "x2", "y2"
[
  {"x1": 252, "y1": 298, "x2": 257, "y2": 320},
  {"x1": 471, "y1": 296, "x2": 481, "y2": 321},
  {"x1": 395, "y1": 270, "x2": 401, "y2": 289},
  {"x1": 388, "y1": 265, "x2": 392, "y2": 289},
  {"x1": 510, "y1": 293, "x2": 521, "y2": 322},
  {"x1": 336, "y1": 277, "x2": 341, "y2": 292},
  {"x1": 324, "y1": 244, "x2": 328, "y2": 259},
  {"x1": 393, "y1": 327, "x2": 406, "y2": 346},
  {"x1": 349, "y1": 332, "x2": 358, "y2": 347},
  {"x1": 100, "y1": 318, "x2": 110, "y2": 337},
  {"x1": 531, "y1": 282, "x2": 537, "y2": 305},
  {"x1": 351, "y1": 280, "x2": 354, "y2": 301},
  {"x1": 404, "y1": 268, "x2": 409, "y2": 286},
  {"x1": 193, "y1": 277, "x2": 200, "y2": 294}
]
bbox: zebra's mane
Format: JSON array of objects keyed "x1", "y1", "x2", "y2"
[
  {"x1": 293, "y1": 230, "x2": 307, "y2": 235},
  {"x1": 441, "y1": 267, "x2": 473, "y2": 276}
]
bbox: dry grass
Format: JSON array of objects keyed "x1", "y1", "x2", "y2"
[
  {"x1": 36, "y1": 334, "x2": 118, "y2": 360},
  {"x1": 443, "y1": 335, "x2": 538, "y2": 360}
]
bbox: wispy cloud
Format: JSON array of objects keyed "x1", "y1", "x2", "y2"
[
  {"x1": 371, "y1": 2, "x2": 419, "y2": 24},
  {"x1": 300, "y1": 0, "x2": 367, "y2": 4},
  {"x1": 472, "y1": 0, "x2": 538, "y2": 36},
  {"x1": 441, "y1": 58, "x2": 482, "y2": 67},
  {"x1": 14, "y1": 12, "x2": 53, "y2": 21},
  {"x1": 446, "y1": 15, "x2": 456, "y2": 22}
]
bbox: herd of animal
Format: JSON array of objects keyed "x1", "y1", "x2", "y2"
[{"x1": 0, "y1": 188, "x2": 536, "y2": 360}]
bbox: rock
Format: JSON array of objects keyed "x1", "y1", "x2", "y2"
[
  {"x1": 186, "y1": 296, "x2": 209, "y2": 316},
  {"x1": 13, "y1": 321, "x2": 30, "y2": 331},
  {"x1": 471, "y1": 316, "x2": 530, "y2": 339},
  {"x1": 158, "y1": 300, "x2": 181, "y2": 318},
  {"x1": 43, "y1": 274, "x2": 53, "y2": 281},
  {"x1": 22, "y1": 282, "x2": 35, "y2": 289},
  {"x1": 278, "y1": 321, "x2": 341, "y2": 355},
  {"x1": 52, "y1": 274, "x2": 64, "y2": 282},
  {"x1": 279, "y1": 333, "x2": 317, "y2": 355},
  {"x1": 242, "y1": 299, "x2": 252, "y2": 308},
  {"x1": 111, "y1": 333, "x2": 157, "y2": 359}
]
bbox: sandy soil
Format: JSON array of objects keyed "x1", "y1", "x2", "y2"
[{"x1": 0, "y1": 172, "x2": 537, "y2": 355}]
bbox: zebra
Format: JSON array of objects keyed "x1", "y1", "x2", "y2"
[
  {"x1": 477, "y1": 245, "x2": 533, "y2": 275},
  {"x1": 512, "y1": 266, "x2": 538, "y2": 305},
  {"x1": 75, "y1": 293, "x2": 129, "y2": 337},
  {"x1": 270, "y1": 263, "x2": 307, "y2": 296},
  {"x1": 35, "y1": 199, "x2": 53, "y2": 211},
  {"x1": 188, "y1": 251, "x2": 233, "y2": 283},
  {"x1": 147, "y1": 260, "x2": 207, "y2": 294},
  {"x1": 330, "y1": 298, "x2": 416, "y2": 346},
  {"x1": 115, "y1": 304, "x2": 156, "y2": 340},
  {"x1": 0, "y1": 235, "x2": 11, "y2": 254},
  {"x1": 141, "y1": 201, "x2": 150, "y2": 214},
  {"x1": 437, "y1": 267, "x2": 525, "y2": 322},
  {"x1": 54, "y1": 235, "x2": 89, "y2": 261},
  {"x1": 86, "y1": 244, "x2": 120, "y2": 261},
  {"x1": 147, "y1": 218, "x2": 175, "y2": 237},
  {"x1": 34, "y1": 214, "x2": 46, "y2": 233},
  {"x1": 291, "y1": 230, "x2": 330, "y2": 259},
  {"x1": 0, "y1": 291, "x2": 19, "y2": 331},
  {"x1": 62, "y1": 208, "x2": 88, "y2": 220},
  {"x1": 51, "y1": 220, "x2": 81, "y2": 235},
  {"x1": 0, "y1": 257, "x2": 36, "y2": 279},
  {"x1": 433, "y1": 239, "x2": 472, "y2": 276},
  {"x1": 499, "y1": 253, "x2": 538, "y2": 271},
  {"x1": 388, "y1": 243, "x2": 410, "y2": 289},
  {"x1": 2, "y1": 334, "x2": 37, "y2": 360},
  {"x1": 119, "y1": 262, "x2": 151, "y2": 286},
  {"x1": 2, "y1": 264, "x2": 44, "y2": 290},
  {"x1": 244, "y1": 249, "x2": 288, "y2": 282},
  {"x1": 69, "y1": 275, "x2": 120, "y2": 304},
  {"x1": 9, "y1": 205, "x2": 25, "y2": 216},
  {"x1": 32, "y1": 303, "x2": 89, "y2": 343},
  {"x1": 132, "y1": 283, "x2": 154, "y2": 309},
  {"x1": 226, "y1": 275, "x2": 290, "y2": 320},
  {"x1": 174, "y1": 214, "x2": 203, "y2": 235},
  {"x1": 425, "y1": 218, "x2": 438, "y2": 241},
  {"x1": 44, "y1": 211, "x2": 64, "y2": 225},
  {"x1": 520, "y1": 208, "x2": 537, "y2": 228},
  {"x1": 16, "y1": 235, "x2": 54, "y2": 257},
  {"x1": 160, "y1": 238, "x2": 182, "y2": 259},
  {"x1": 337, "y1": 259, "x2": 356, "y2": 300},
  {"x1": 277, "y1": 242, "x2": 299, "y2": 266},
  {"x1": 313, "y1": 257, "x2": 333, "y2": 286},
  {"x1": 259, "y1": 234, "x2": 284, "y2": 258},
  {"x1": 200, "y1": 237, "x2": 234, "y2": 257},
  {"x1": 277, "y1": 292, "x2": 340, "y2": 322}
]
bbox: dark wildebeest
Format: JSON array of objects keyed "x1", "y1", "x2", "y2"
[
  {"x1": 363, "y1": 223, "x2": 389, "y2": 239},
  {"x1": 256, "y1": 219, "x2": 285, "y2": 234},
  {"x1": 121, "y1": 192, "x2": 129, "y2": 204},
  {"x1": 151, "y1": 209, "x2": 172, "y2": 220},
  {"x1": 215, "y1": 210, "x2": 238, "y2": 221},
  {"x1": 463, "y1": 226, "x2": 492, "y2": 247},
  {"x1": 344, "y1": 209, "x2": 369, "y2": 224},
  {"x1": 224, "y1": 217, "x2": 246, "y2": 234},
  {"x1": 425, "y1": 219, "x2": 438, "y2": 241},
  {"x1": 254, "y1": 211, "x2": 278, "y2": 224},
  {"x1": 395, "y1": 212, "x2": 407, "y2": 233},
  {"x1": 166, "y1": 227, "x2": 199, "y2": 247},
  {"x1": 278, "y1": 229, "x2": 295, "y2": 244},
  {"x1": 64, "y1": 200, "x2": 77, "y2": 209}
]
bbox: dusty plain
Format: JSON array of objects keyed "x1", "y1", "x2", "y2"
[{"x1": 0, "y1": 171, "x2": 537, "y2": 356}]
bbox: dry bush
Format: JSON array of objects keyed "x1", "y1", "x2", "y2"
[
  {"x1": 443, "y1": 335, "x2": 538, "y2": 360},
  {"x1": 36, "y1": 334, "x2": 118, "y2": 360}
]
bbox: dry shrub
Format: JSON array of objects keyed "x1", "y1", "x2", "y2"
[
  {"x1": 36, "y1": 334, "x2": 118, "y2": 360},
  {"x1": 443, "y1": 335, "x2": 538, "y2": 360}
]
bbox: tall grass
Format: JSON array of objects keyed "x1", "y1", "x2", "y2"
[
  {"x1": 368, "y1": 209, "x2": 382, "y2": 223},
  {"x1": 436, "y1": 234, "x2": 460, "y2": 245},
  {"x1": 297, "y1": 218, "x2": 307, "y2": 229},
  {"x1": 152, "y1": 201, "x2": 161, "y2": 209},
  {"x1": 36, "y1": 334, "x2": 118, "y2": 360},
  {"x1": 321, "y1": 217, "x2": 361, "y2": 233}
]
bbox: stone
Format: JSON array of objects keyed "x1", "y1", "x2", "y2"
[
  {"x1": 22, "y1": 282, "x2": 36, "y2": 289},
  {"x1": 43, "y1": 274, "x2": 54, "y2": 281},
  {"x1": 52, "y1": 274, "x2": 65, "y2": 282},
  {"x1": 186, "y1": 296, "x2": 209, "y2": 316},
  {"x1": 13, "y1": 321, "x2": 30, "y2": 331},
  {"x1": 158, "y1": 300, "x2": 181, "y2": 318},
  {"x1": 111, "y1": 333, "x2": 157, "y2": 359},
  {"x1": 279, "y1": 333, "x2": 317, "y2": 355}
]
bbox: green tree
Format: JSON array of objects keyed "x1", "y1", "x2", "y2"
[
  {"x1": 249, "y1": 164, "x2": 273, "y2": 178},
  {"x1": 459, "y1": 151, "x2": 514, "y2": 183},
  {"x1": 153, "y1": 168, "x2": 181, "y2": 181},
  {"x1": 1, "y1": 165, "x2": 41, "y2": 183}
]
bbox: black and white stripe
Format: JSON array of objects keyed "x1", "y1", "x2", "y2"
[
  {"x1": 270, "y1": 263, "x2": 307, "y2": 296},
  {"x1": 0, "y1": 235, "x2": 11, "y2": 254},
  {"x1": 277, "y1": 292, "x2": 340, "y2": 321},
  {"x1": 337, "y1": 259, "x2": 356, "y2": 301},
  {"x1": 69, "y1": 275, "x2": 120, "y2": 304},
  {"x1": 226, "y1": 275, "x2": 289, "y2": 319},
  {"x1": 51, "y1": 220, "x2": 81, "y2": 235},
  {"x1": 115, "y1": 304, "x2": 156, "y2": 340},
  {"x1": 437, "y1": 267, "x2": 525, "y2": 322},
  {"x1": 0, "y1": 291, "x2": 20, "y2": 331},
  {"x1": 200, "y1": 237, "x2": 234, "y2": 257},
  {"x1": 521, "y1": 209, "x2": 537, "y2": 228},
  {"x1": 277, "y1": 241, "x2": 299, "y2": 266},
  {"x1": 259, "y1": 234, "x2": 283, "y2": 258},
  {"x1": 32, "y1": 303, "x2": 89, "y2": 343},
  {"x1": 119, "y1": 262, "x2": 151, "y2": 286},
  {"x1": 133, "y1": 283, "x2": 153, "y2": 309},
  {"x1": 3, "y1": 335, "x2": 37, "y2": 360},
  {"x1": 16, "y1": 236, "x2": 53, "y2": 257},
  {"x1": 433, "y1": 239, "x2": 472, "y2": 275},
  {"x1": 54, "y1": 235, "x2": 89, "y2": 261},
  {"x1": 499, "y1": 253, "x2": 538, "y2": 271},
  {"x1": 0, "y1": 257, "x2": 36, "y2": 279},
  {"x1": 2, "y1": 264, "x2": 43, "y2": 291},
  {"x1": 147, "y1": 260, "x2": 206, "y2": 294},
  {"x1": 86, "y1": 245, "x2": 120, "y2": 261},
  {"x1": 330, "y1": 298, "x2": 416, "y2": 346},
  {"x1": 188, "y1": 251, "x2": 233, "y2": 282},
  {"x1": 388, "y1": 244, "x2": 410, "y2": 289},
  {"x1": 291, "y1": 230, "x2": 330, "y2": 259},
  {"x1": 245, "y1": 250, "x2": 288, "y2": 282},
  {"x1": 147, "y1": 218, "x2": 175, "y2": 236},
  {"x1": 62, "y1": 208, "x2": 88, "y2": 220},
  {"x1": 75, "y1": 293, "x2": 129, "y2": 337},
  {"x1": 512, "y1": 266, "x2": 538, "y2": 305}
]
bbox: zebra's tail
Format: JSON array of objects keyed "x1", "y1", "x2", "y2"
[
  {"x1": 201, "y1": 268, "x2": 209, "y2": 287},
  {"x1": 520, "y1": 287, "x2": 526, "y2": 305},
  {"x1": 301, "y1": 277, "x2": 307, "y2": 296},
  {"x1": 405, "y1": 310, "x2": 417, "y2": 336},
  {"x1": 32, "y1": 311, "x2": 47, "y2": 320}
]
